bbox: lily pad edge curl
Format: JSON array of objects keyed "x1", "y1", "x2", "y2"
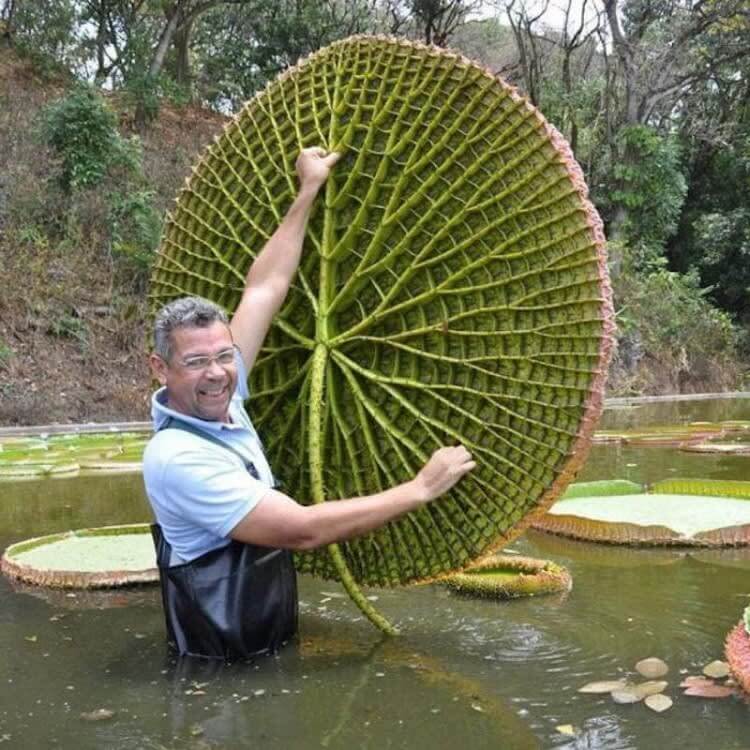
[
  {"x1": 1, "y1": 524, "x2": 158, "y2": 589},
  {"x1": 150, "y1": 35, "x2": 615, "y2": 633}
]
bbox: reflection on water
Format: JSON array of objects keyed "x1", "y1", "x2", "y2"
[{"x1": 1, "y1": 398, "x2": 750, "y2": 748}]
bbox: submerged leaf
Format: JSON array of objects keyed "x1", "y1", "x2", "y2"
[
  {"x1": 577, "y1": 679, "x2": 627, "y2": 694},
  {"x1": 644, "y1": 694, "x2": 672, "y2": 712},
  {"x1": 635, "y1": 658, "x2": 669, "y2": 679}
]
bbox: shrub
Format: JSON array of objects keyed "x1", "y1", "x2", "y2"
[{"x1": 40, "y1": 87, "x2": 140, "y2": 191}]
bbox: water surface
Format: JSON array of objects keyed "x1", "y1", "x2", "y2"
[{"x1": 1, "y1": 398, "x2": 749, "y2": 748}]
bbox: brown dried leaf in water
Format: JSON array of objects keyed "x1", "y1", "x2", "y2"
[
  {"x1": 632, "y1": 680, "x2": 668, "y2": 698},
  {"x1": 578, "y1": 680, "x2": 628, "y2": 694},
  {"x1": 645, "y1": 694, "x2": 673, "y2": 713},
  {"x1": 635, "y1": 657, "x2": 669, "y2": 678},
  {"x1": 702, "y1": 660, "x2": 730, "y2": 679},
  {"x1": 680, "y1": 675, "x2": 715, "y2": 689},
  {"x1": 80, "y1": 708, "x2": 115, "y2": 722},
  {"x1": 684, "y1": 684, "x2": 735, "y2": 698}
]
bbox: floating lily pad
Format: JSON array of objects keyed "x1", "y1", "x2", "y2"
[
  {"x1": 1, "y1": 524, "x2": 158, "y2": 588},
  {"x1": 533, "y1": 493, "x2": 750, "y2": 546},
  {"x1": 680, "y1": 442, "x2": 750, "y2": 455},
  {"x1": 593, "y1": 420, "x2": 750, "y2": 447},
  {"x1": 652, "y1": 479, "x2": 750, "y2": 500},
  {"x1": 526, "y1": 529, "x2": 682, "y2": 568},
  {"x1": 0, "y1": 431, "x2": 149, "y2": 481},
  {"x1": 439, "y1": 554, "x2": 571, "y2": 599}
]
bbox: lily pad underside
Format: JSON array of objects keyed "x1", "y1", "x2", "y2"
[
  {"x1": 0, "y1": 524, "x2": 158, "y2": 588},
  {"x1": 148, "y1": 35, "x2": 613, "y2": 600},
  {"x1": 533, "y1": 494, "x2": 750, "y2": 546},
  {"x1": 439, "y1": 553, "x2": 571, "y2": 598}
]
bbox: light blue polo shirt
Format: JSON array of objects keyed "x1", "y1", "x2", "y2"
[{"x1": 142, "y1": 350, "x2": 275, "y2": 563}]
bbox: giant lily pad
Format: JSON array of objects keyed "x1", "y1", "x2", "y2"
[
  {"x1": 148, "y1": 35, "x2": 613, "y2": 630},
  {"x1": 1, "y1": 524, "x2": 158, "y2": 588},
  {"x1": 439, "y1": 553, "x2": 571, "y2": 599},
  {"x1": 0, "y1": 431, "x2": 148, "y2": 480},
  {"x1": 533, "y1": 493, "x2": 750, "y2": 545}
]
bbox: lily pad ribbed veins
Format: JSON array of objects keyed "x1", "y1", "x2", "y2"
[{"x1": 149, "y1": 35, "x2": 614, "y2": 587}]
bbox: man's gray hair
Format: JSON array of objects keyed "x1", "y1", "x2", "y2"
[{"x1": 154, "y1": 296, "x2": 229, "y2": 361}]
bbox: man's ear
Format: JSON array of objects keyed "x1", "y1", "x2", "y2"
[{"x1": 149, "y1": 353, "x2": 169, "y2": 386}]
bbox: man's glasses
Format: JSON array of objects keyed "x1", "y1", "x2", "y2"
[{"x1": 179, "y1": 347, "x2": 236, "y2": 371}]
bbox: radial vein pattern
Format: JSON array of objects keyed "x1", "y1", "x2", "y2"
[{"x1": 149, "y1": 35, "x2": 615, "y2": 588}]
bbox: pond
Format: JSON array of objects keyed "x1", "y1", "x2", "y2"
[{"x1": 1, "y1": 397, "x2": 749, "y2": 749}]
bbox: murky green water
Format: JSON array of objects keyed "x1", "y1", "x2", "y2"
[{"x1": 1, "y1": 398, "x2": 749, "y2": 748}]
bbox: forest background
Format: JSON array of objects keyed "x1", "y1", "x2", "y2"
[{"x1": 0, "y1": 0, "x2": 748, "y2": 425}]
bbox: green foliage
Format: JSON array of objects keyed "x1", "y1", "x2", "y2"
[
  {"x1": 612, "y1": 244, "x2": 742, "y2": 388},
  {"x1": 611, "y1": 126, "x2": 688, "y2": 266},
  {"x1": 0, "y1": 341, "x2": 13, "y2": 368},
  {"x1": 110, "y1": 188, "x2": 162, "y2": 280},
  {"x1": 37, "y1": 87, "x2": 161, "y2": 279},
  {"x1": 40, "y1": 87, "x2": 139, "y2": 191},
  {"x1": 195, "y1": 0, "x2": 377, "y2": 109},
  {"x1": 48, "y1": 312, "x2": 88, "y2": 346},
  {"x1": 10, "y1": 0, "x2": 77, "y2": 76}
]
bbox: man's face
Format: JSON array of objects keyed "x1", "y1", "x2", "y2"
[{"x1": 150, "y1": 321, "x2": 238, "y2": 423}]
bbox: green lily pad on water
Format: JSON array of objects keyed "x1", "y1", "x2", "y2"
[
  {"x1": 1, "y1": 524, "x2": 158, "y2": 588},
  {"x1": 0, "y1": 431, "x2": 149, "y2": 480},
  {"x1": 592, "y1": 420, "x2": 750, "y2": 447},
  {"x1": 533, "y1": 493, "x2": 750, "y2": 546}
]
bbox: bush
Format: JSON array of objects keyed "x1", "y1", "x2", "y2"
[
  {"x1": 611, "y1": 126, "x2": 688, "y2": 267},
  {"x1": 40, "y1": 87, "x2": 140, "y2": 191},
  {"x1": 610, "y1": 244, "x2": 745, "y2": 393},
  {"x1": 110, "y1": 188, "x2": 162, "y2": 284}
]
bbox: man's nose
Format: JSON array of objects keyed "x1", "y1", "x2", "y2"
[{"x1": 205, "y1": 359, "x2": 225, "y2": 377}]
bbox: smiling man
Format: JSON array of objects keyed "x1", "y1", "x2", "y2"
[{"x1": 143, "y1": 148, "x2": 475, "y2": 661}]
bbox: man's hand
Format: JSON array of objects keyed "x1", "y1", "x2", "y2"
[
  {"x1": 296, "y1": 147, "x2": 341, "y2": 193},
  {"x1": 412, "y1": 446, "x2": 476, "y2": 503}
]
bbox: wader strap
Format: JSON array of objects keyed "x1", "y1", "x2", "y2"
[{"x1": 161, "y1": 416, "x2": 260, "y2": 479}]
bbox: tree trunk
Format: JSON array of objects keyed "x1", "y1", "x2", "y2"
[
  {"x1": 173, "y1": 16, "x2": 194, "y2": 93},
  {"x1": 134, "y1": 2, "x2": 183, "y2": 130},
  {"x1": 1, "y1": 0, "x2": 16, "y2": 45}
]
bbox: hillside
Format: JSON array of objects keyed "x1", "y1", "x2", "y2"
[{"x1": 0, "y1": 50, "x2": 227, "y2": 425}]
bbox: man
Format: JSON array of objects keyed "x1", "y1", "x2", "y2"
[{"x1": 143, "y1": 147, "x2": 475, "y2": 660}]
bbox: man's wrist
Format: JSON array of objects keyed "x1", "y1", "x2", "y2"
[
  {"x1": 297, "y1": 182, "x2": 323, "y2": 202},
  {"x1": 405, "y1": 477, "x2": 429, "y2": 506}
]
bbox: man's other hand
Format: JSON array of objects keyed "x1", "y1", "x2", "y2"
[
  {"x1": 413, "y1": 446, "x2": 476, "y2": 503},
  {"x1": 296, "y1": 147, "x2": 341, "y2": 193}
]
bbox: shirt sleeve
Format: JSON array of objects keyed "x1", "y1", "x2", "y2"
[{"x1": 161, "y1": 445, "x2": 269, "y2": 538}]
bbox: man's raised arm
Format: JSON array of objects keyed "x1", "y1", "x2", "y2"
[{"x1": 230, "y1": 147, "x2": 341, "y2": 372}]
